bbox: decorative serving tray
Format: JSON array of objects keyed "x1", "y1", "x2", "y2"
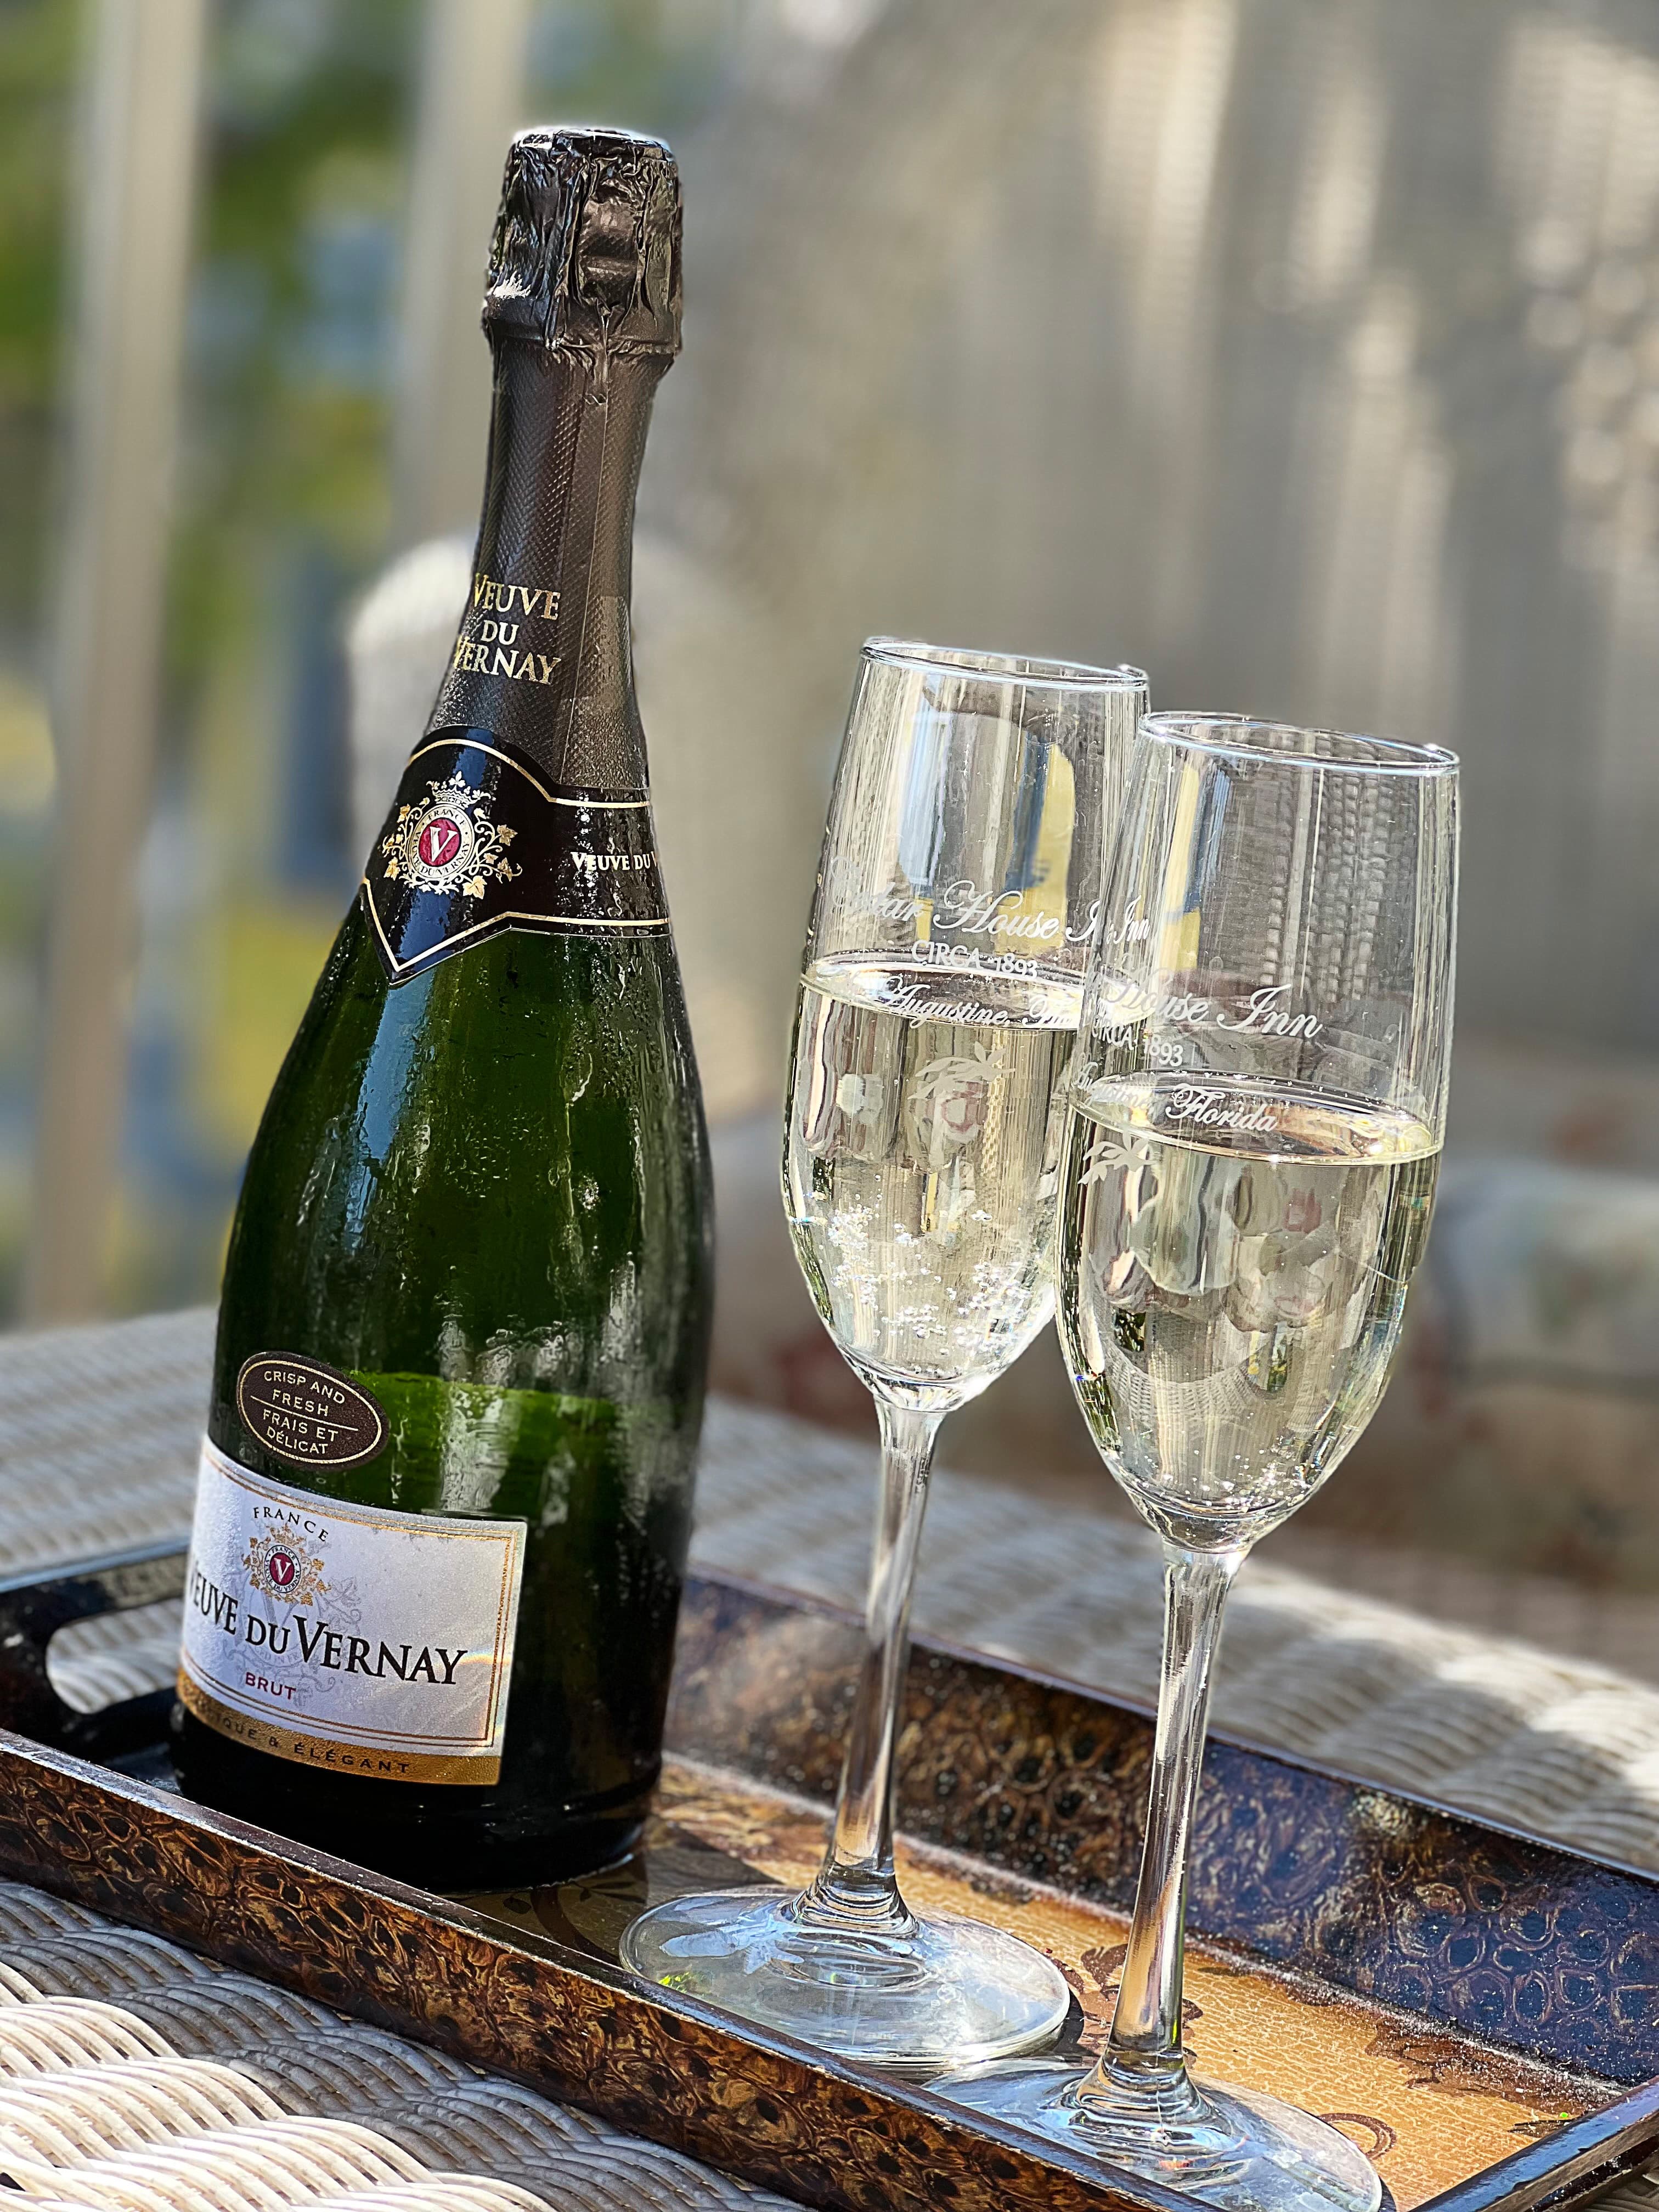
[{"x1": 0, "y1": 1553, "x2": 1655, "y2": 2212}]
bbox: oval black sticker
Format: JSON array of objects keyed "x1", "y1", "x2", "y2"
[{"x1": 234, "y1": 1353, "x2": 387, "y2": 1470}]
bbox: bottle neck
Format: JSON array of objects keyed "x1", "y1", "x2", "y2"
[{"x1": 427, "y1": 338, "x2": 664, "y2": 792}]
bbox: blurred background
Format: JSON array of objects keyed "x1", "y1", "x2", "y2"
[{"x1": 7, "y1": 0, "x2": 1659, "y2": 1663}]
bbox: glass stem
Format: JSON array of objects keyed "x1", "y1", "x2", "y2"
[
  {"x1": 800, "y1": 1400, "x2": 943, "y2": 1933},
  {"x1": 1092, "y1": 1542, "x2": 1244, "y2": 2104}
]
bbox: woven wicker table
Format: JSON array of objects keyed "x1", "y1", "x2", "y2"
[
  {"x1": 15, "y1": 1308, "x2": 1659, "y2": 1872},
  {"x1": 0, "y1": 1874, "x2": 803, "y2": 2211},
  {"x1": 6, "y1": 1308, "x2": 1659, "y2": 2210}
]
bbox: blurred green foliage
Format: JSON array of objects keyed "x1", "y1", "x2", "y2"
[
  {"x1": 0, "y1": 0, "x2": 76, "y2": 640},
  {"x1": 169, "y1": 0, "x2": 411, "y2": 735},
  {"x1": 0, "y1": 0, "x2": 741, "y2": 1321}
]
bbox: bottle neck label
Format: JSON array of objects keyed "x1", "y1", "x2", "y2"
[
  {"x1": 361, "y1": 730, "x2": 667, "y2": 983},
  {"x1": 425, "y1": 347, "x2": 660, "y2": 792}
]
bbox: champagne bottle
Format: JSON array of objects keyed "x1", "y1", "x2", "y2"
[{"x1": 172, "y1": 127, "x2": 714, "y2": 1890}]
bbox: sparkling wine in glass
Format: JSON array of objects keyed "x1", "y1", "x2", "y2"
[
  {"x1": 622, "y1": 639, "x2": 1147, "y2": 2069},
  {"x1": 936, "y1": 713, "x2": 1457, "y2": 2210}
]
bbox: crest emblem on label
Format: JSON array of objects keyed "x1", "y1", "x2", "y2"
[
  {"x1": 362, "y1": 732, "x2": 669, "y2": 982},
  {"x1": 242, "y1": 1529, "x2": 328, "y2": 1607},
  {"x1": 179, "y1": 1441, "x2": 526, "y2": 1786},
  {"x1": 383, "y1": 771, "x2": 521, "y2": 900}
]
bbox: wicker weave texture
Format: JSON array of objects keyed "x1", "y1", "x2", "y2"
[
  {"x1": 13, "y1": 1309, "x2": 1659, "y2": 1874},
  {"x1": 0, "y1": 1878, "x2": 799, "y2": 2212},
  {"x1": 7, "y1": 1314, "x2": 1659, "y2": 2201}
]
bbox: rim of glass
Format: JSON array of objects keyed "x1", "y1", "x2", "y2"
[
  {"x1": 863, "y1": 635, "x2": 1148, "y2": 693},
  {"x1": 1141, "y1": 710, "x2": 1458, "y2": 776}
]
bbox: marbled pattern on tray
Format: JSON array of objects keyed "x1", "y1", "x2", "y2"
[
  {"x1": 667, "y1": 1575, "x2": 1659, "y2": 2087},
  {"x1": 0, "y1": 1729, "x2": 1164, "y2": 2212},
  {"x1": 650, "y1": 1758, "x2": 1598, "y2": 2212}
]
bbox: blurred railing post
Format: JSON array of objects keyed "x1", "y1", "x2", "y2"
[
  {"x1": 394, "y1": 0, "x2": 531, "y2": 546},
  {"x1": 23, "y1": 0, "x2": 207, "y2": 1324}
]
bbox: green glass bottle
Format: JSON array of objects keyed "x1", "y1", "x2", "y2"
[{"x1": 172, "y1": 128, "x2": 713, "y2": 1891}]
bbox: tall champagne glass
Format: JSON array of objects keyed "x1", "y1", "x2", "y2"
[
  {"x1": 623, "y1": 639, "x2": 1147, "y2": 2068},
  {"x1": 936, "y1": 714, "x2": 1457, "y2": 2205}
]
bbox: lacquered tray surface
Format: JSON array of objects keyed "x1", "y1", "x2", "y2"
[
  {"x1": 0, "y1": 1560, "x2": 1652, "y2": 2212},
  {"x1": 669, "y1": 1576, "x2": 1659, "y2": 2080}
]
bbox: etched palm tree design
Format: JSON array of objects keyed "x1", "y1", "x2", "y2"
[
  {"x1": 1078, "y1": 1126, "x2": 1155, "y2": 1189},
  {"x1": 904, "y1": 1045, "x2": 998, "y2": 1170}
]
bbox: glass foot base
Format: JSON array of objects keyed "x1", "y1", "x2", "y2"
[
  {"x1": 932, "y1": 2056, "x2": 1383, "y2": 2211},
  {"x1": 619, "y1": 1885, "x2": 1071, "y2": 2073}
]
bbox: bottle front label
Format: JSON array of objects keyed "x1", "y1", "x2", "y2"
[
  {"x1": 178, "y1": 1440, "x2": 526, "y2": 1786},
  {"x1": 362, "y1": 729, "x2": 667, "y2": 982}
]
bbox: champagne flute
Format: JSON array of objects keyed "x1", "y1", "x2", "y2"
[
  {"x1": 936, "y1": 714, "x2": 1457, "y2": 2208},
  {"x1": 623, "y1": 639, "x2": 1147, "y2": 2068}
]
